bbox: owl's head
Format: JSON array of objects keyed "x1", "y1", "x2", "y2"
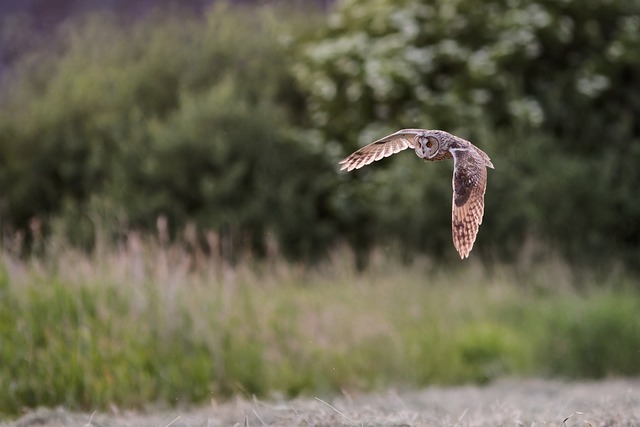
[{"x1": 414, "y1": 133, "x2": 441, "y2": 159}]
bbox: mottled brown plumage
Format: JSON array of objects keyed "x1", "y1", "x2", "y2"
[{"x1": 339, "y1": 129, "x2": 494, "y2": 259}]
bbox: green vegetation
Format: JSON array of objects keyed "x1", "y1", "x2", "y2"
[
  {"x1": 1, "y1": 235, "x2": 639, "y2": 415},
  {"x1": 0, "y1": 2, "x2": 338, "y2": 261},
  {"x1": 296, "y1": 0, "x2": 640, "y2": 267},
  {"x1": 1, "y1": 0, "x2": 640, "y2": 417},
  {"x1": 1, "y1": 0, "x2": 640, "y2": 268}
]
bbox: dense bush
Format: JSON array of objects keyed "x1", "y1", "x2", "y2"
[
  {"x1": 295, "y1": 0, "x2": 640, "y2": 266},
  {"x1": 540, "y1": 291, "x2": 640, "y2": 378},
  {"x1": 0, "y1": 3, "x2": 337, "y2": 260},
  {"x1": 1, "y1": 0, "x2": 640, "y2": 267}
]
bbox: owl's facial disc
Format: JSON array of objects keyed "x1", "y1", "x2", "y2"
[{"x1": 415, "y1": 135, "x2": 439, "y2": 159}]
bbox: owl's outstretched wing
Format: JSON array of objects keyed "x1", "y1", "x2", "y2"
[
  {"x1": 339, "y1": 129, "x2": 422, "y2": 171},
  {"x1": 450, "y1": 146, "x2": 489, "y2": 259}
]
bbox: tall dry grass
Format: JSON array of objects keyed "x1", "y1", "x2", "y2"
[{"x1": 1, "y1": 227, "x2": 639, "y2": 416}]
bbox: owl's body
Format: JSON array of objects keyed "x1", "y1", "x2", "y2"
[{"x1": 339, "y1": 129, "x2": 494, "y2": 259}]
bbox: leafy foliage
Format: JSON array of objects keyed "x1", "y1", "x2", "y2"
[
  {"x1": 296, "y1": 0, "x2": 640, "y2": 140},
  {"x1": 295, "y1": 0, "x2": 640, "y2": 265},
  {"x1": 0, "y1": 3, "x2": 336, "y2": 260},
  {"x1": 1, "y1": 0, "x2": 640, "y2": 267},
  {"x1": 540, "y1": 290, "x2": 640, "y2": 378}
]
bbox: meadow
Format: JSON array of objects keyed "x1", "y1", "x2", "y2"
[
  {"x1": 2, "y1": 0, "x2": 640, "y2": 421},
  {"x1": 1, "y1": 229, "x2": 639, "y2": 417}
]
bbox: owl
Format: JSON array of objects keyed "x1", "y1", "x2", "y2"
[{"x1": 339, "y1": 129, "x2": 494, "y2": 259}]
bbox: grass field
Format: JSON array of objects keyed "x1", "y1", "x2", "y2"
[
  {"x1": 4, "y1": 378, "x2": 639, "y2": 426},
  {"x1": 1, "y1": 232, "x2": 639, "y2": 416}
]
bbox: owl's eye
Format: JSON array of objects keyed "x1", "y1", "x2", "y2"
[{"x1": 426, "y1": 140, "x2": 433, "y2": 148}]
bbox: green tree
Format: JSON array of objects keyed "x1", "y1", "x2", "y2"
[
  {"x1": 295, "y1": 0, "x2": 640, "y2": 266},
  {"x1": 0, "y1": 3, "x2": 337, "y2": 260}
]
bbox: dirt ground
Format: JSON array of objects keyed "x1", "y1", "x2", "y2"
[{"x1": 3, "y1": 378, "x2": 639, "y2": 427}]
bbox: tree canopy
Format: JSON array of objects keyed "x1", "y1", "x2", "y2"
[{"x1": 1, "y1": 0, "x2": 640, "y2": 268}]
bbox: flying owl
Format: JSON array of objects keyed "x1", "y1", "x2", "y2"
[{"x1": 339, "y1": 129, "x2": 494, "y2": 259}]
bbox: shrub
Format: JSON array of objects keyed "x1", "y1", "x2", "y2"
[
  {"x1": 540, "y1": 291, "x2": 640, "y2": 378},
  {"x1": 0, "y1": 3, "x2": 337, "y2": 260},
  {"x1": 294, "y1": 0, "x2": 640, "y2": 267}
]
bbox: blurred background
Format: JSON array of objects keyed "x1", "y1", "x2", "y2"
[{"x1": 1, "y1": 0, "x2": 639, "y2": 417}]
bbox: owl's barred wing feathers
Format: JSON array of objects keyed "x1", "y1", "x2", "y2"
[
  {"x1": 450, "y1": 147, "x2": 489, "y2": 259},
  {"x1": 339, "y1": 128, "x2": 493, "y2": 258},
  {"x1": 339, "y1": 130, "x2": 420, "y2": 171}
]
